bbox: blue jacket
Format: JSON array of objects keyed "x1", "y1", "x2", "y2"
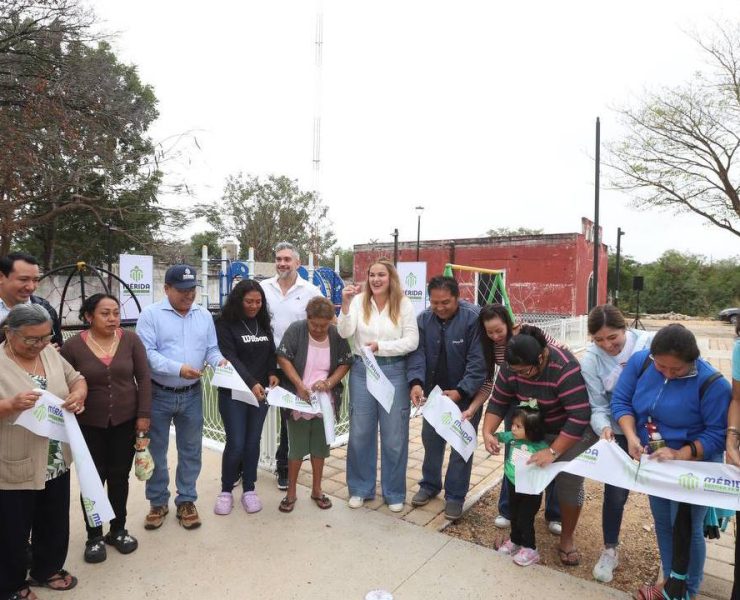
[
  {"x1": 611, "y1": 349, "x2": 731, "y2": 459},
  {"x1": 406, "y1": 300, "x2": 486, "y2": 406}
]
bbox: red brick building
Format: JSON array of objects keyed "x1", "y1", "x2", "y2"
[{"x1": 352, "y1": 218, "x2": 608, "y2": 316}]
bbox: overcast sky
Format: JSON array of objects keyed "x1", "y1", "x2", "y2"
[{"x1": 89, "y1": 0, "x2": 740, "y2": 263}]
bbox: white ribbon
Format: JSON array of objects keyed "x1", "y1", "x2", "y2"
[
  {"x1": 14, "y1": 391, "x2": 116, "y2": 527},
  {"x1": 420, "y1": 386, "x2": 477, "y2": 462},
  {"x1": 359, "y1": 347, "x2": 395, "y2": 414},
  {"x1": 315, "y1": 391, "x2": 336, "y2": 445},
  {"x1": 266, "y1": 385, "x2": 320, "y2": 414},
  {"x1": 515, "y1": 439, "x2": 740, "y2": 511},
  {"x1": 211, "y1": 364, "x2": 259, "y2": 406}
]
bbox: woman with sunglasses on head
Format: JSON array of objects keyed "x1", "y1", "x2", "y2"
[
  {"x1": 61, "y1": 294, "x2": 151, "y2": 564},
  {"x1": 480, "y1": 327, "x2": 597, "y2": 567},
  {"x1": 612, "y1": 324, "x2": 730, "y2": 600},
  {"x1": 580, "y1": 304, "x2": 653, "y2": 583},
  {"x1": 0, "y1": 304, "x2": 87, "y2": 600}
]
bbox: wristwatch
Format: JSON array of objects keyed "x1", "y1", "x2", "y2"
[{"x1": 548, "y1": 447, "x2": 560, "y2": 459}]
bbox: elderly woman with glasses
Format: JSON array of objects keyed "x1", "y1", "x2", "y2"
[
  {"x1": 0, "y1": 304, "x2": 87, "y2": 600},
  {"x1": 612, "y1": 324, "x2": 730, "y2": 600},
  {"x1": 481, "y1": 327, "x2": 597, "y2": 568}
]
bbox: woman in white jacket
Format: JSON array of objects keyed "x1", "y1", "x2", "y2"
[
  {"x1": 338, "y1": 259, "x2": 419, "y2": 512},
  {"x1": 580, "y1": 304, "x2": 653, "y2": 584}
]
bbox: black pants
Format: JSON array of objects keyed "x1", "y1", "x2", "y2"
[
  {"x1": 0, "y1": 471, "x2": 71, "y2": 598},
  {"x1": 275, "y1": 408, "x2": 289, "y2": 474},
  {"x1": 79, "y1": 419, "x2": 136, "y2": 538},
  {"x1": 506, "y1": 477, "x2": 542, "y2": 550}
]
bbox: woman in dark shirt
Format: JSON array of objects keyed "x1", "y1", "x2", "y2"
[
  {"x1": 214, "y1": 280, "x2": 278, "y2": 516},
  {"x1": 61, "y1": 294, "x2": 151, "y2": 564}
]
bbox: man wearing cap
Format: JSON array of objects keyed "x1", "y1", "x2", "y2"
[
  {"x1": 260, "y1": 242, "x2": 322, "y2": 489},
  {"x1": 136, "y1": 264, "x2": 226, "y2": 530}
]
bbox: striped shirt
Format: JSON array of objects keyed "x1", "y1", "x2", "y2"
[{"x1": 486, "y1": 344, "x2": 591, "y2": 440}]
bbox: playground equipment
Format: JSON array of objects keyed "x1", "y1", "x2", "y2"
[{"x1": 442, "y1": 263, "x2": 513, "y2": 320}]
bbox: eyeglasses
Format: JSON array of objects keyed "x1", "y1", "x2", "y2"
[
  {"x1": 510, "y1": 364, "x2": 537, "y2": 378},
  {"x1": 15, "y1": 333, "x2": 54, "y2": 346}
]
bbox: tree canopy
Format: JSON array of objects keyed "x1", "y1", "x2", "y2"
[
  {"x1": 195, "y1": 174, "x2": 337, "y2": 262},
  {"x1": 485, "y1": 226, "x2": 544, "y2": 237},
  {"x1": 0, "y1": 0, "x2": 181, "y2": 267},
  {"x1": 608, "y1": 24, "x2": 740, "y2": 238}
]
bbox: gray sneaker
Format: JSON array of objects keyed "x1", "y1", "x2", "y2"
[
  {"x1": 444, "y1": 500, "x2": 464, "y2": 521},
  {"x1": 411, "y1": 489, "x2": 437, "y2": 507}
]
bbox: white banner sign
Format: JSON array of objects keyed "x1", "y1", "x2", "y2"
[
  {"x1": 397, "y1": 262, "x2": 427, "y2": 315},
  {"x1": 316, "y1": 391, "x2": 336, "y2": 445},
  {"x1": 359, "y1": 347, "x2": 395, "y2": 414},
  {"x1": 421, "y1": 386, "x2": 477, "y2": 462},
  {"x1": 515, "y1": 439, "x2": 740, "y2": 511},
  {"x1": 211, "y1": 364, "x2": 259, "y2": 406},
  {"x1": 266, "y1": 386, "x2": 320, "y2": 414},
  {"x1": 14, "y1": 391, "x2": 116, "y2": 527},
  {"x1": 119, "y1": 254, "x2": 154, "y2": 320}
]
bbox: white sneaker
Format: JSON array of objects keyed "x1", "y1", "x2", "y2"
[
  {"x1": 592, "y1": 547, "x2": 619, "y2": 583},
  {"x1": 348, "y1": 496, "x2": 365, "y2": 509},
  {"x1": 494, "y1": 515, "x2": 511, "y2": 528},
  {"x1": 388, "y1": 503, "x2": 404, "y2": 513},
  {"x1": 547, "y1": 520, "x2": 562, "y2": 535}
]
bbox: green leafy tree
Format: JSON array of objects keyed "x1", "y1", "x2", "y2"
[
  {"x1": 608, "y1": 24, "x2": 740, "y2": 238},
  {"x1": 190, "y1": 231, "x2": 220, "y2": 262},
  {"x1": 195, "y1": 174, "x2": 337, "y2": 262},
  {"x1": 485, "y1": 227, "x2": 544, "y2": 237},
  {"x1": 336, "y1": 246, "x2": 354, "y2": 277}
]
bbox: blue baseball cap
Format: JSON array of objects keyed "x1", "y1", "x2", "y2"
[{"x1": 165, "y1": 265, "x2": 198, "y2": 289}]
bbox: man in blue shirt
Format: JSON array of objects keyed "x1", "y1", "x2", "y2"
[{"x1": 136, "y1": 265, "x2": 225, "y2": 530}]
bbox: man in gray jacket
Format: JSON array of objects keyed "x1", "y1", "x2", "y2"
[{"x1": 407, "y1": 276, "x2": 486, "y2": 520}]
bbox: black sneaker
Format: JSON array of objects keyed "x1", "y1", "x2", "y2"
[
  {"x1": 84, "y1": 536, "x2": 107, "y2": 563},
  {"x1": 444, "y1": 500, "x2": 464, "y2": 521},
  {"x1": 276, "y1": 470, "x2": 288, "y2": 491},
  {"x1": 104, "y1": 529, "x2": 138, "y2": 554}
]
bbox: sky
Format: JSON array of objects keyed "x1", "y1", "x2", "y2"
[{"x1": 88, "y1": 0, "x2": 740, "y2": 263}]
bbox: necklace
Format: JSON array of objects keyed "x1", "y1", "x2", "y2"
[
  {"x1": 241, "y1": 320, "x2": 260, "y2": 337},
  {"x1": 88, "y1": 330, "x2": 119, "y2": 356},
  {"x1": 6, "y1": 342, "x2": 40, "y2": 376}
]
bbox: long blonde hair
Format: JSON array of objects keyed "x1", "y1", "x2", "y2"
[{"x1": 361, "y1": 259, "x2": 404, "y2": 325}]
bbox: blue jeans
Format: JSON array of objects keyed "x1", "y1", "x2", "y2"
[
  {"x1": 419, "y1": 404, "x2": 482, "y2": 503},
  {"x1": 602, "y1": 435, "x2": 630, "y2": 546},
  {"x1": 498, "y1": 404, "x2": 560, "y2": 522},
  {"x1": 347, "y1": 356, "x2": 410, "y2": 505},
  {"x1": 218, "y1": 389, "x2": 269, "y2": 493},
  {"x1": 648, "y1": 496, "x2": 707, "y2": 596},
  {"x1": 146, "y1": 383, "x2": 204, "y2": 507}
]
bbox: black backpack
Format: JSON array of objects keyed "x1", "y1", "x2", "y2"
[{"x1": 637, "y1": 354, "x2": 724, "y2": 399}]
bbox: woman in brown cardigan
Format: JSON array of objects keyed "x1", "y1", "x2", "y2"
[{"x1": 61, "y1": 293, "x2": 151, "y2": 564}]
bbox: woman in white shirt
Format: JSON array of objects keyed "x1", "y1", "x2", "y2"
[{"x1": 338, "y1": 259, "x2": 419, "y2": 512}]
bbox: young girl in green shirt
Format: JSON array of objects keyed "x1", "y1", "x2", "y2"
[{"x1": 495, "y1": 401, "x2": 548, "y2": 566}]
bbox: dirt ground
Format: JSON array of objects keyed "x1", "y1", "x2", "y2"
[
  {"x1": 446, "y1": 478, "x2": 660, "y2": 595},
  {"x1": 447, "y1": 318, "x2": 738, "y2": 595}
]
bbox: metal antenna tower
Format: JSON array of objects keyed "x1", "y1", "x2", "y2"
[{"x1": 312, "y1": 0, "x2": 323, "y2": 192}]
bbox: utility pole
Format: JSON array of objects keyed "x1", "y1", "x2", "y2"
[
  {"x1": 615, "y1": 227, "x2": 625, "y2": 307},
  {"x1": 591, "y1": 117, "x2": 600, "y2": 311}
]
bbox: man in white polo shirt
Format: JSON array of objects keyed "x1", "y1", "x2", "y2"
[{"x1": 260, "y1": 242, "x2": 322, "y2": 489}]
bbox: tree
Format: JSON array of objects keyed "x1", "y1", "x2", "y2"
[
  {"x1": 0, "y1": 2, "x2": 183, "y2": 266},
  {"x1": 195, "y1": 174, "x2": 337, "y2": 262},
  {"x1": 484, "y1": 227, "x2": 544, "y2": 237},
  {"x1": 336, "y1": 246, "x2": 354, "y2": 277},
  {"x1": 608, "y1": 24, "x2": 740, "y2": 238},
  {"x1": 190, "y1": 231, "x2": 220, "y2": 262}
]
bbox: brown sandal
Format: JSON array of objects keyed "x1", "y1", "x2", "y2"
[
  {"x1": 311, "y1": 494, "x2": 332, "y2": 509},
  {"x1": 557, "y1": 547, "x2": 580, "y2": 566},
  {"x1": 279, "y1": 496, "x2": 297, "y2": 513},
  {"x1": 28, "y1": 569, "x2": 78, "y2": 591}
]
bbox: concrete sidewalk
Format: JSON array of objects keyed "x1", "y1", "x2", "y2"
[{"x1": 67, "y1": 445, "x2": 626, "y2": 600}]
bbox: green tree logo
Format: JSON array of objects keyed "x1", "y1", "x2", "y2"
[
  {"x1": 130, "y1": 265, "x2": 144, "y2": 282},
  {"x1": 678, "y1": 473, "x2": 699, "y2": 491},
  {"x1": 405, "y1": 272, "x2": 417, "y2": 287},
  {"x1": 441, "y1": 412, "x2": 452, "y2": 425},
  {"x1": 33, "y1": 404, "x2": 46, "y2": 422}
]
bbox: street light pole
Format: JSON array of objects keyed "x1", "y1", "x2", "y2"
[
  {"x1": 415, "y1": 205, "x2": 424, "y2": 261},
  {"x1": 615, "y1": 227, "x2": 625, "y2": 307}
]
